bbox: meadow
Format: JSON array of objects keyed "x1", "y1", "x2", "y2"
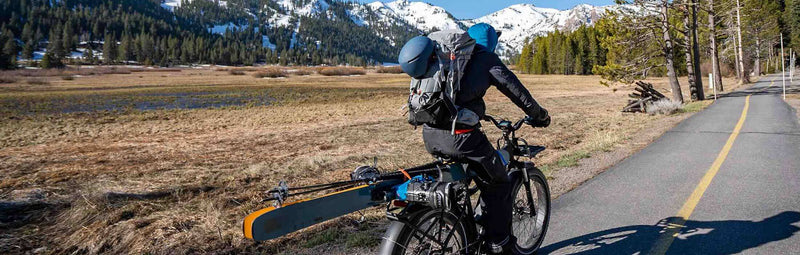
[{"x1": 0, "y1": 67, "x2": 736, "y2": 254}]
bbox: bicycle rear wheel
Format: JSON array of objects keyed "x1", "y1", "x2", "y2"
[
  {"x1": 380, "y1": 208, "x2": 474, "y2": 255},
  {"x1": 511, "y1": 165, "x2": 551, "y2": 254}
]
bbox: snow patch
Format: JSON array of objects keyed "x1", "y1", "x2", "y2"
[
  {"x1": 278, "y1": 0, "x2": 330, "y2": 16},
  {"x1": 262, "y1": 35, "x2": 277, "y2": 50},
  {"x1": 32, "y1": 51, "x2": 46, "y2": 60},
  {"x1": 160, "y1": 0, "x2": 227, "y2": 11},
  {"x1": 160, "y1": 0, "x2": 181, "y2": 11},
  {"x1": 209, "y1": 23, "x2": 242, "y2": 34}
]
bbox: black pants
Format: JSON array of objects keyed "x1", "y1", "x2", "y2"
[{"x1": 421, "y1": 126, "x2": 513, "y2": 247}]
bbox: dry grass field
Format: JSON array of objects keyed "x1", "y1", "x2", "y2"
[{"x1": 0, "y1": 67, "x2": 737, "y2": 254}]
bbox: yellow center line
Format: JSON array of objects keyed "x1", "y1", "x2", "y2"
[{"x1": 648, "y1": 95, "x2": 751, "y2": 255}]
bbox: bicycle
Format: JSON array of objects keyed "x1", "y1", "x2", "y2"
[
  {"x1": 243, "y1": 115, "x2": 550, "y2": 255},
  {"x1": 378, "y1": 115, "x2": 551, "y2": 254}
]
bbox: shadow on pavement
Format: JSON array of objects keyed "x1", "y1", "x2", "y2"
[{"x1": 539, "y1": 211, "x2": 800, "y2": 254}]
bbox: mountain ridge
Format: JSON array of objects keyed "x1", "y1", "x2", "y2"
[{"x1": 163, "y1": 0, "x2": 617, "y2": 57}]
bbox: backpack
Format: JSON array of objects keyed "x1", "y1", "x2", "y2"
[{"x1": 407, "y1": 30, "x2": 478, "y2": 133}]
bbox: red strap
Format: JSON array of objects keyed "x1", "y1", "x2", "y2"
[
  {"x1": 399, "y1": 169, "x2": 411, "y2": 180},
  {"x1": 454, "y1": 128, "x2": 474, "y2": 135}
]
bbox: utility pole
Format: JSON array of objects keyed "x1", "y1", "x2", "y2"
[{"x1": 782, "y1": 33, "x2": 786, "y2": 100}]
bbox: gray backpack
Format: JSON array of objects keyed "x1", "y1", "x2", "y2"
[{"x1": 407, "y1": 30, "x2": 479, "y2": 133}]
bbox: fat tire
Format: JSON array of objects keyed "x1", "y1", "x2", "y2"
[
  {"x1": 379, "y1": 208, "x2": 475, "y2": 255},
  {"x1": 511, "y1": 164, "x2": 551, "y2": 254}
]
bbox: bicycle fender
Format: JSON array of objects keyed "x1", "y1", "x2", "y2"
[{"x1": 243, "y1": 184, "x2": 384, "y2": 241}]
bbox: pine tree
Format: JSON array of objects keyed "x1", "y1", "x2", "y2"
[
  {"x1": 48, "y1": 29, "x2": 66, "y2": 59},
  {"x1": 3, "y1": 35, "x2": 19, "y2": 69},
  {"x1": 22, "y1": 42, "x2": 34, "y2": 60},
  {"x1": 40, "y1": 52, "x2": 63, "y2": 68},
  {"x1": 180, "y1": 47, "x2": 188, "y2": 63},
  {"x1": 84, "y1": 47, "x2": 95, "y2": 64},
  {"x1": 40, "y1": 53, "x2": 50, "y2": 68},
  {"x1": 118, "y1": 34, "x2": 132, "y2": 62},
  {"x1": 532, "y1": 37, "x2": 549, "y2": 74},
  {"x1": 21, "y1": 22, "x2": 33, "y2": 42},
  {"x1": 0, "y1": 35, "x2": 12, "y2": 69},
  {"x1": 62, "y1": 23, "x2": 75, "y2": 55},
  {"x1": 103, "y1": 33, "x2": 116, "y2": 64},
  {"x1": 518, "y1": 38, "x2": 534, "y2": 73},
  {"x1": 593, "y1": 1, "x2": 683, "y2": 102},
  {"x1": 786, "y1": 0, "x2": 800, "y2": 51},
  {"x1": 744, "y1": 0, "x2": 781, "y2": 78}
]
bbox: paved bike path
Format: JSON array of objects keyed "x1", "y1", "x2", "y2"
[{"x1": 539, "y1": 74, "x2": 800, "y2": 254}]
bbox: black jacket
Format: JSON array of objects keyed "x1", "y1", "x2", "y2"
[{"x1": 452, "y1": 45, "x2": 547, "y2": 124}]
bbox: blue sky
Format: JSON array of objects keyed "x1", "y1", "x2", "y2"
[{"x1": 358, "y1": 0, "x2": 617, "y2": 19}]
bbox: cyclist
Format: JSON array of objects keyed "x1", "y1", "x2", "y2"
[{"x1": 398, "y1": 23, "x2": 551, "y2": 254}]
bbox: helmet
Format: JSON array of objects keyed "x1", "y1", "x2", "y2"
[
  {"x1": 398, "y1": 36, "x2": 435, "y2": 78},
  {"x1": 468, "y1": 23, "x2": 500, "y2": 52}
]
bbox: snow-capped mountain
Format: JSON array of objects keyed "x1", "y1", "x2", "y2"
[
  {"x1": 161, "y1": 0, "x2": 617, "y2": 56},
  {"x1": 467, "y1": 3, "x2": 615, "y2": 53},
  {"x1": 356, "y1": 1, "x2": 615, "y2": 54},
  {"x1": 366, "y1": 0, "x2": 464, "y2": 32}
]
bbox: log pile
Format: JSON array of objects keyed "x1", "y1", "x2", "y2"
[{"x1": 622, "y1": 81, "x2": 667, "y2": 113}]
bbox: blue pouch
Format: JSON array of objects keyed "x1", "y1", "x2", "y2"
[{"x1": 393, "y1": 175, "x2": 434, "y2": 201}]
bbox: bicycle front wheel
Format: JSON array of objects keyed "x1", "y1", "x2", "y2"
[{"x1": 510, "y1": 165, "x2": 551, "y2": 254}]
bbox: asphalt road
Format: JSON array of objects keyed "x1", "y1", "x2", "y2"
[{"x1": 539, "y1": 74, "x2": 800, "y2": 254}]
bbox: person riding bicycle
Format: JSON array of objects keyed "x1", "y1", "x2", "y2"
[{"x1": 398, "y1": 23, "x2": 550, "y2": 254}]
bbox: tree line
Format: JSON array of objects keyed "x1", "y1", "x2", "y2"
[
  {"x1": 0, "y1": 0, "x2": 417, "y2": 69},
  {"x1": 515, "y1": 25, "x2": 608, "y2": 75},
  {"x1": 513, "y1": 0, "x2": 789, "y2": 103}
]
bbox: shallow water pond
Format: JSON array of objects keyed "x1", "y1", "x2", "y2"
[{"x1": 0, "y1": 90, "x2": 274, "y2": 115}]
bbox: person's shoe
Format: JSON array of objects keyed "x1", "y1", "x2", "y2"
[{"x1": 484, "y1": 236, "x2": 517, "y2": 254}]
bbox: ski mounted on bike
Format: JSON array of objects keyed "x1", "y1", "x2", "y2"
[{"x1": 243, "y1": 115, "x2": 551, "y2": 254}]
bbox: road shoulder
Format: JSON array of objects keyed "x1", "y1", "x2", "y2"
[
  {"x1": 548, "y1": 111, "x2": 696, "y2": 198},
  {"x1": 786, "y1": 94, "x2": 800, "y2": 121}
]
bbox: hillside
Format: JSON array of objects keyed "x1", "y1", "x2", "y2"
[{"x1": 0, "y1": 0, "x2": 617, "y2": 67}]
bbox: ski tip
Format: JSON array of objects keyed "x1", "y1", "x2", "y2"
[{"x1": 243, "y1": 206, "x2": 278, "y2": 240}]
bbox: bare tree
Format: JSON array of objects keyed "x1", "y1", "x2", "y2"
[
  {"x1": 719, "y1": 0, "x2": 744, "y2": 81},
  {"x1": 680, "y1": 3, "x2": 699, "y2": 100},
  {"x1": 735, "y1": 0, "x2": 749, "y2": 83},
  {"x1": 662, "y1": 1, "x2": 684, "y2": 102},
  {"x1": 689, "y1": 0, "x2": 704, "y2": 99},
  {"x1": 678, "y1": 0, "x2": 705, "y2": 100},
  {"x1": 707, "y1": 0, "x2": 724, "y2": 90}
]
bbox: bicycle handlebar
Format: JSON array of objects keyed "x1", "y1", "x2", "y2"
[{"x1": 483, "y1": 114, "x2": 527, "y2": 132}]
